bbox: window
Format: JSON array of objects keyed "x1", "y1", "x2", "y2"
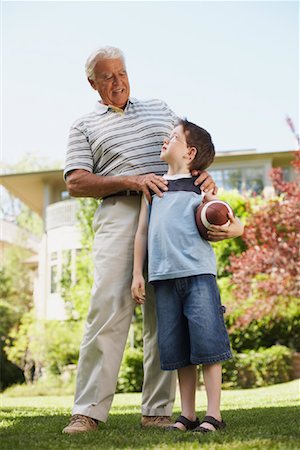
[
  {"x1": 244, "y1": 168, "x2": 264, "y2": 195},
  {"x1": 282, "y1": 167, "x2": 291, "y2": 182},
  {"x1": 210, "y1": 167, "x2": 264, "y2": 195},
  {"x1": 49, "y1": 248, "x2": 80, "y2": 294},
  {"x1": 223, "y1": 169, "x2": 242, "y2": 191},
  {"x1": 209, "y1": 170, "x2": 223, "y2": 188}
]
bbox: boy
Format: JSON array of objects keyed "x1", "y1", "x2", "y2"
[{"x1": 131, "y1": 119, "x2": 243, "y2": 433}]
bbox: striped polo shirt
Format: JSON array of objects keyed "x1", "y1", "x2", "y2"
[{"x1": 64, "y1": 97, "x2": 177, "y2": 179}]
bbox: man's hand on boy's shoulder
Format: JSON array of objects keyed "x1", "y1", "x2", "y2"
[
  {"x1": 132, "y1": 173, "x2": 168, "y2": 202},
  {"x1": 192, "y1": 170, "x2": 218, "y2": 195},
  {"x1": 207, "y1": 214, "x2": 244, "y2": 241}
]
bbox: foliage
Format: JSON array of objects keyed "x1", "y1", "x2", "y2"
[
  {"x1": 218, "y1": 277, "x2": 300, "y2": 352},
  {"x1": 16, "y1": 207, "x2": 43, "y2": 237},
  {"x1": 222, "y1": 345, "x2": 294, "y2": 389},
  {"x1": 41, "y1": 320, "x2": 83, "y2": 375},
  {"x1": 0, "y1": 247, "x2": 34, "y2": 322},
  {"x1": 228, "y1": 150, "x2": 300, "y2": 329},
  {"x1": 211, "y1": 190, "x2": 249, "y2": 277},
  {"x1": 2, "y1": 152, "x2": 62, "y2": 174},
  {"x1": 6, "y1": 316, "x2": 83, "y2": 379},
  {"x1": 0, "y1": 247, "x2": 34, "y2": 389},
  {"x1": 0, "y1": 189, "x2": 43, "y2": 236},
  {"x1": 61, "y1": 251, "x2": 94, "y2": 320},
  {"x1": 76, "y1": 197, "x2": 99, "y2": 250},
  {"x1": 60, "y1": 198, "x2": 98, "y2": 320},
  {"x1": 116, "y1": 346, "x2": 144, "y2": 393},
  {"x1": 3, "y1": 371, "x2": 76, "y2": 397},
  {"x1": 4, "y1": 312, "x2": 37, "y2": 384},
  {"x1": 132, "y1": 307, "x2": 143, "y2": 348},
  {"x1": 226, "y1": 295, "x2": 300, "y2": 352}
]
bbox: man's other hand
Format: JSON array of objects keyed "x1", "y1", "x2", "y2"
[{"x1": 192, "y1": 170, "x2": 218, "y2": 195}]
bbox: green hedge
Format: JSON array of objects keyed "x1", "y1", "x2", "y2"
[
  {"x1": 222, "y1": 345, "x2": 294, "y2": 389},
  {"x1": 117, "y1": 345, "x2": 293, "y2": 393},
  {"x1": 116, "y1": 347, "x2": 144, "y2": 393}
]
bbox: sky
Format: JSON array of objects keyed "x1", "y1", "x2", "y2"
[{"x1": 2, "y1": 0, "x2": 299, "y2": 169}]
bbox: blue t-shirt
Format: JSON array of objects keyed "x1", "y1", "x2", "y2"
[{"x1": 148, "y1": 175, "x2": 217, "y2": 282}]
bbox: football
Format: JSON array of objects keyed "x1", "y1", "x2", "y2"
[{"x1": 195, "y1": 200, "x2": 234, "y2": 240}]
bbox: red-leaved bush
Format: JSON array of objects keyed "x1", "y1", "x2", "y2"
[{"x1": 228, "y1": 150, "x2": 300, "y2": 329}]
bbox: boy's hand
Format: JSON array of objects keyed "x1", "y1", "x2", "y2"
[
  {"x1": 207, "y1": 213, "x2": 244, "y2": 241},
  {"x1": 131, "y1": 275, "x2": 146, "y2": 304}
]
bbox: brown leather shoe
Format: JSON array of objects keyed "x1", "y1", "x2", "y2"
[
  {"x1": 62, "y1": 414, "x2": 98, "y2": 434},
  {"x1": 141, "y1": 416, "x2": 172, "y2": 428}
]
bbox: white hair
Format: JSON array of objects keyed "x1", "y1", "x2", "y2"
[{"x1": 85, "y1": 46, "x2": 126, "y2": 80}]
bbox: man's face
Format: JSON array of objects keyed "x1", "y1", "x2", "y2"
[{"x1": 89, "y1": 58, "x2": 130, "y2": 109}]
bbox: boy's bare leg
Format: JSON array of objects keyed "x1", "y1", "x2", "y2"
[
  {"x1": 173, "y1": 365, "x2": 197, "y2": 430},
  {"x1": 202, "y1": 363, "x2": 222, "y2": 431}
]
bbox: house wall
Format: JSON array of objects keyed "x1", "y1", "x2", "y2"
[{"x1": 36, "y1": 199, "x2": 82, "y2": 320}]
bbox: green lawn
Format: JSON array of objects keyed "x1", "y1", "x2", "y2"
[{"x1": 1, "y1": 380, "x2": 299, "y2": 449}]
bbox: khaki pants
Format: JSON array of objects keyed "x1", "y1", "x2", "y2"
[{"x1": 72, "y1": 196, "x2": 177, "y2": 422}]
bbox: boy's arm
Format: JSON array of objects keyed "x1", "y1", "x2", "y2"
[
  {"x1": 207, "y1": 213, "x2": 244, "y2": 241},
  {"x1": 201, "y1": 190, "x2": 244, "y2": 241},
  {"x1": 131, "y1": 198, "x2": 149, "y2": 304}
]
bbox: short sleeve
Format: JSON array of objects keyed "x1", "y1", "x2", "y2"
[{"x1": 63, "y1": 124, "x2": 94, "y2": 180}]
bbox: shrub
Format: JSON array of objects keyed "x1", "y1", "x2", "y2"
[
  {"x1": 228, "y1": 151, "x2": 300, "y2": 329},
  {"x1": 116, "y1": 346, "x2": 143, "y2": 393},
  {"x1": 211, "y1": 190, "x2": 249, "y2": 278},
  {"x1": 41, "y1": 320, "x2": 83, "y2": 375},
  {"x1": 5, "y1": 316, "x2": 83, "y2": 381},
  {"x1": 221, "y1": 282, "x2": 300, "y2": 352},
  {"x1": 3, "y1": 370, "x2": 76, "y2": 397},
  {"x1": 0, "y1": 248, "x2": 34, "y2": 389},
  {"x1": 222, "y1": 345, "x2": 293, "y2": 389}
]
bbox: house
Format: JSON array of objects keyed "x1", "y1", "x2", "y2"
[
  {"x1": 0, "y1": 170, "x2": 81, "y2": 320},
  {"x1": 0, "y1": 149, "x2": 295, "y2": 320}
]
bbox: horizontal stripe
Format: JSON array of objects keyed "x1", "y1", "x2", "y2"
[{"x1": 64, "y1": 98, "x2": 177, "y2": 179}]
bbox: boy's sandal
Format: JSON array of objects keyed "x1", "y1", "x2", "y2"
[
  {"x1": 166, "y1": 415, "x2": 200, "y2": 432},
  {"x1": 192, "y1": 415, "x2": 226, "y2": 433}
]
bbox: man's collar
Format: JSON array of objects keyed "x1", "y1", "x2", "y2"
[{"x1": 94, "y1": 97, "x2": 137, "y2": 115}]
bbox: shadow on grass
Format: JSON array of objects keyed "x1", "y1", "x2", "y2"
[{"x1": 1, "y1": 405, "x2": 299, "y2": 449}]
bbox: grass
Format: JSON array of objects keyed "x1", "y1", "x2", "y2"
[{"x1": 0, "y1": 379, "x2": 299, "y2": 449}]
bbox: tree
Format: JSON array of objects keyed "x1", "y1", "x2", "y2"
[
  {"x1": 60, "y1": 198, "x2": 97, "y2": 320},
  {"x1": 228, "y1": 150, "x2": 300, "y2": 330},
  {"x1": 0, "y1": 247, "x2": 34, "y2": 389}
]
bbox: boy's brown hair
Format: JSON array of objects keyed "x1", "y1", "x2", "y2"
[{"x1": 178, "y1": 118, "x2": 215, "y2": 171}]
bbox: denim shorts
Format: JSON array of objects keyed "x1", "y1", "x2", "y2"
[{"x1": 153, "y1": 274, "x2": 232, "y2": 370}]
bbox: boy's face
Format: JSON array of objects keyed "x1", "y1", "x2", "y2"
[{"x1": 160, "y1": 125, "x2": 190, "y2": 164}]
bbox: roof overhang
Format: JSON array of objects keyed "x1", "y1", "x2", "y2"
[{"x1": 0, "y1": 170, "x2": 65, "y2": 217}]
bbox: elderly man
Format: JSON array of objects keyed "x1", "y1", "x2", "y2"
[{"x1": 62, "y1": 46, "x2": 216, "y2": 434}]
